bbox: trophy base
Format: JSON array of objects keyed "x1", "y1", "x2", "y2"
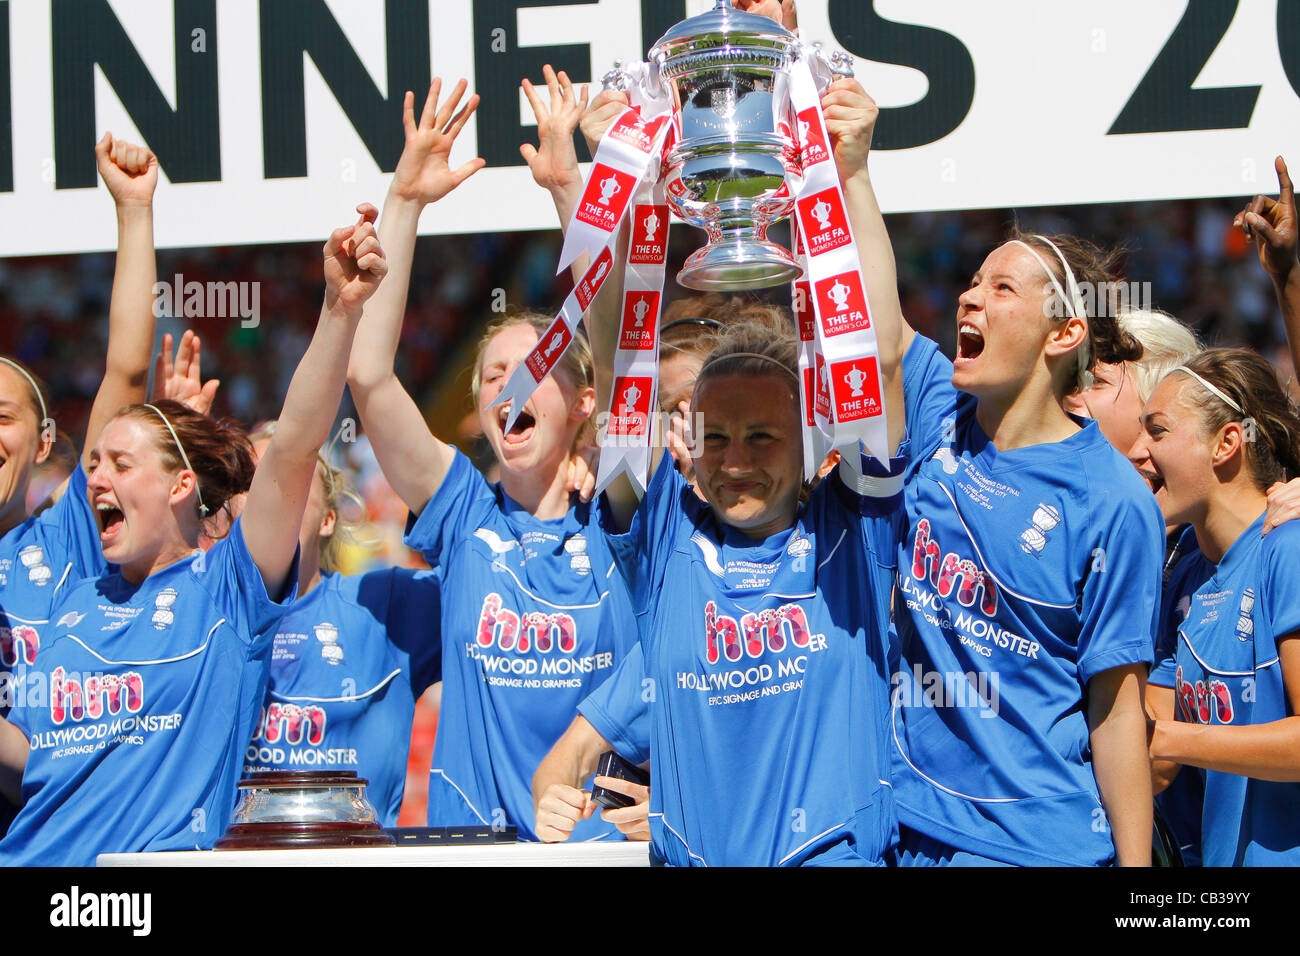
[{"x1": 677, "y1": 240, "x2": 803, "y2": 292}]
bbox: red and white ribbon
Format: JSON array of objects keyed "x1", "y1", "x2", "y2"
[
  {"x1": 596, "y1": 167, "x2": 670, "y2": 495},
  {"x1": 789, "y1": 58, "x2": 889, "y2": 464},
  {"x1": 494, "y1": 96, "x2": 672, "y2": 435},
  {"x1": 557, "y1": 106, "x2": 672, "y2": 273}
]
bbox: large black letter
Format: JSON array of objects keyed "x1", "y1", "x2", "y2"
[
  {"x1": 1109, "y1": 0, "x2": 1259, "y2": 134},
  {"x1": 828, "y1": 1, "x2": 975, "y2": 151},
  {"x1": 260, "y1": 0, "x2": 429, "y2": 179},
  {"x1": 52, "y1": 0, "x2": 218, "y2": 188},
  {"x1": 1278, "y1": 1, "x2": 1300, "y2": 101},
  {"x1": 473, "y1": 0, "x2": 597, "y2": 167}
]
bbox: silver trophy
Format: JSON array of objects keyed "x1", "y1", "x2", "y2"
[{"x1": 605, "y1": 0, "x2": 852, "y2": 292}]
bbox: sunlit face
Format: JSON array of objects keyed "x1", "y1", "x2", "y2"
[
  {"x1": 87, "y1": 416, "x2": 193, "y2": 577},
  {"x1": 0, "y1": 365, "x2": 49, "y2": 524},
  {"x1": 476, "y1": 324, "x2": 593, "y2": 479},
  {"x1": 954, "y1": 243, "x2": 1064, "y2": 400},
  {"x1": 691, "y1": 371, "x2": 803, "y2": 539},
  {"x1": 1128, "y1": 375, "x2": 1219, "y2": 527},
  {"x1": 1064, "y1": 360, "x2": 1145, "y2": 455}
]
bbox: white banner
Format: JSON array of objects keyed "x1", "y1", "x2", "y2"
[{"x1": 4, "y1": 0, "x2": 1300, "y2": 255}]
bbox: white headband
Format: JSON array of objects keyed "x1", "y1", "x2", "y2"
[
  {"x1": 143, "y1": 403, "x2": 209, "y2": 516},
  {"x1": 1171, "y1": 365, "x2": 1245, "y2": 416},
  {"x1": 0, "y1": 357, "x2": 49, "y2": 432},
  {"x1": 1009, "y1": 236, "x2": 1092, "y2": 392}
]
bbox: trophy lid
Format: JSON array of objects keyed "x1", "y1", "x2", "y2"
[{"x1": 652, "y1": 0, "x2": 799, "y2": 72}]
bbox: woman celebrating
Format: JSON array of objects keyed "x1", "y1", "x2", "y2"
[
  {"x1": 1138, "y1": 351, "x2": 1300, "y2": 866},
  {"x1": 241, "y1": 423, "x2": 442, "y2": 827},
  {"x1": 883, "y1": 229, "x2": 1163, "y2": 865},
  {"x1": 0, "y1": 136, "x2": 161, "y2": 691},
  {"x1": 346, "y1": 79, "x2": 637, "y2": 841},
  {"x1": 0, "y1": 207, "x2": 388, "y2": 865}
]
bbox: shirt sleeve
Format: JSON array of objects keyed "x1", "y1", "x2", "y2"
[
  {"x1": 1258, "y1": 522, "x2": 1300, "y2": 669},
  {"x1": 402, "y1": 451, "x2": 496, "y2": 568},
  {"x1": 191, "y1": 517, "x2": 300, "y2": 655},
  {"x1": 1077, "y1": 489, "x2": 1164, "y2": 686},
  {"x1": 372, "y1": 567, "x2": 444, "y2": 695},
  {"x1": 899, "y1": 334, "x2": 959, "y2": 463},
  {"x1": 597, "y1": 453, "x2": 685, "y2": 618},
  {"x1": 38, "y1": 464, "x2": 108, "y2": 587},
  {"x1": 578, "y1": 641, "x2": 650, "y2": 765}
]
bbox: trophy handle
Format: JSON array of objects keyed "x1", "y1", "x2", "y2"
[{"x1": 602, "y1": 59, "x2": 632, "y2": 92}]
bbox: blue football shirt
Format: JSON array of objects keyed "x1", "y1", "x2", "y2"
[
  {"x1": 0, "y1": 518, "x2": 296, "y2": 865},
  {"x1": 889, "y1": 335, "x2": 1164, "y2": 866},
  {"x1": 244, "y1": 568, "x2": 442, "y2": 826},
  {"x1": 602, "y1": 452, "x2": 902, "y2": 866},
  {"x1": 404, "y1": 451, "x2": 638, "y2": 841},
  {"x1": 1163, "y1": 514, "x2": 1300, "y2": 866},
  {"x1": 1150, "y1": 523, "x2": 1205, "y2": 867},
  {"x1": 0, "y1": 465, "x2": 106, "y2": 830}
]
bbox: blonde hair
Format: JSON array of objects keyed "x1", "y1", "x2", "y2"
[
  {"x1": 1116, "y1": 309, "x2": 1200, "y2": 404},
  {"x1": 470, "y1": 311, "x2": 593, "y2": 399},
  {"x1": 249, "y1": 421, "x2": 364, "y2": 574},
  {"x1": 469, "y1": 310, "x2": 595, "y2": 452}
]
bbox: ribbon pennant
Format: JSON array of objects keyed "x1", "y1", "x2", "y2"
[
  {"x1": 557, "y1": 107, "x2": 672, "y2": 273},
  {"x1": 595, "y1": 168, "x2": 670, "y2": 495},
  {"x1": 789, "y1": 57, "x2": 890, "y2": 465},
  {"x1": 492, "y1": 245, "x2": 615, "y2": 433}
]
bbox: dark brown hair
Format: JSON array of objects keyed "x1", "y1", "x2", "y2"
[
  {"x1": 1006, "y1": 230, "x2": 1143, "y2": 387},
  {"x1": 118, "y1": 400, "x2": 256, "y2": 522}
]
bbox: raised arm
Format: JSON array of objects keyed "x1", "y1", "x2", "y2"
[
  {"x1": 1236, "y1": 156, "x2": 1299, "y2": 375},
  {"x1": 243, "y1": 207, "x2": 387, "y2": 597},
  {"x1": 828, "y1": 80, "x2": 907, "y2": 452},
  {"x1": 80, "y1": 135, "x2": 159, "y2": 473},
  {"x1": 346, "y1": 79, "x2": 484, "y2": 516}
]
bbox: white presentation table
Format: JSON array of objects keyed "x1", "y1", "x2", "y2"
[{"x1": 98, "y1": 841, "x2": 650, "y2": 867}]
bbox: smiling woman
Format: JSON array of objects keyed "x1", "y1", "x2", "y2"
[{"x1": 1138, "y1": 349, "x2": 1300, "y2": 866}]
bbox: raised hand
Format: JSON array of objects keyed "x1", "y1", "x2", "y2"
[
  {"x1": 580, "y1": 89, "x2": 630, "y2": 158},
  {"x1": 390, "y1": 78, "x2": 486, "y2": 207},
  {"x1": 1235, "y1": 156, "x2": 1298, "y2": 284},
  {"x1": 95, "y1": 132, "x2": 159, "y2": 208},
  {"x1": 821, "y1": 78, "x2": 878, "y2": 183},
  {"x1": 151, "y1": 330, "x2": 220, "y2": 415},
  {"x1": 520, "y1": 64, "x2": 590, "y2": 195},
  {"x1": 323, "y1": 204, "x2": 388, "y2": 316}
]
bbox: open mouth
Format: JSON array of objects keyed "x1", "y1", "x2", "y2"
[
  {"x1": 498, "y1": 404, "x2": 536, "y2": 447},
  {"x1": 957, "y1": 323, "x2": 985, "y2": 361},
  {"x1": 96, "y1": 501, "x2": 125, "y2": 543},
  {"x1": 1140, "y1": 471, "x2": 1165, "y2": 495}
]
